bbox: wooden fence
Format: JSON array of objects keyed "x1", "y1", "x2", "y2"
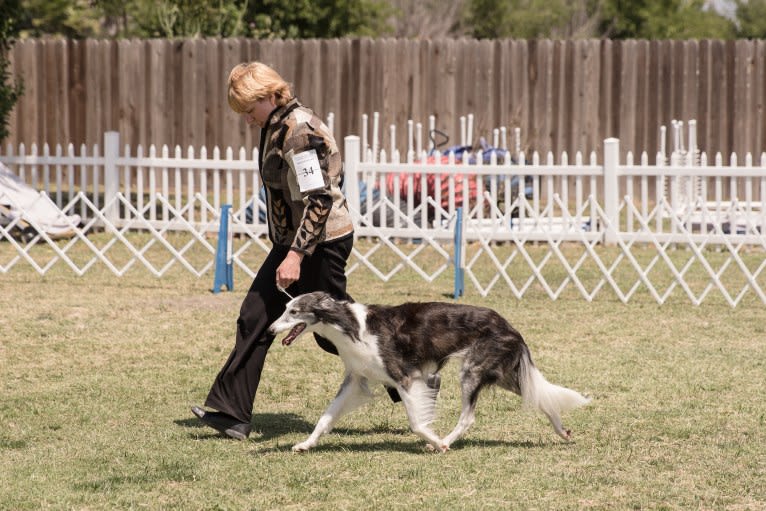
[{"x1": 6, "y1": 38, "x2": 766, "y2": 161}]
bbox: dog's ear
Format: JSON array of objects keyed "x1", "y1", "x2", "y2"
[{"x1": 315, "y1": 292, "x2": 336, "y2": 311}]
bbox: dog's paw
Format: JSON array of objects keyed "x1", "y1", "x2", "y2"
[
  {"x1": 425, "y1": 443, "x2": 450, "y2": 453},
  {"x1": 291, "y1": 442, "x2": 313, "y2": 453}
]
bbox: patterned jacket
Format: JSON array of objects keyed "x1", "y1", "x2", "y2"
[{"x1": 258, "y1": 98, "x2": 353, "y2": 255}]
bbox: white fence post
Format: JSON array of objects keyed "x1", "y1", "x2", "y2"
[
  {"x1": 344, "y1": 135, "x2": 361, "y2": 218},
  {"x1": 603, "y1": 137, "x2": 620, "y2": 245},
  {"x1": 104, "y1": 131, "x2": 120, "y2": 223}
]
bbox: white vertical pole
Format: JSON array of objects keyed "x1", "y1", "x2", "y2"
[
  {"x1": 389, "y1": 124, "x2": 396, "y2": 158},
  {"x1": 603, "y1": 137, "x2": 620, "y2": 245},
  {"x1": 104, "y1": 131, "x2": 120, "y2": 223},
  {"x1": 407, "y1": 120, "x2": 413, "y2": 154},
  {"x1": 428, "y1": 115, "x2": 436, "y2": 152},
  {"x1": 372, "y1": 112, "x2": 379, "y2": 163},
  {"x1": 344, "y1": 135, "x2": 361, "y2": 220},
  {"x1": 415, "y1": 122, "x2": 423, "y2": 156},
  {"x1": 467, "y1": 113, "x2": 474, "y2": 147}
]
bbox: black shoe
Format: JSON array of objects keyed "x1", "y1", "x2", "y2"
[{"x1": 191, "y1": 406, "x2": 251, "y2": 440}]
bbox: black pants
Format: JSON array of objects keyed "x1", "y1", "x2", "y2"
[{"x1": 204, "y1": 236, "x2": 352, "y2": 423}]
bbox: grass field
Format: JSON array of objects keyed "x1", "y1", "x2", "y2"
[{"x1": 1, "y1": 241, "x2": 765, "y2": 510}]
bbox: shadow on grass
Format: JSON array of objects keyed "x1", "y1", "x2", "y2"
[
  {"x1": 178, "y1": 413, "x2": 572, "y2": 453},
  {"x1": 249, "y1": 430, "x2": 563, "y2": 455},
  {"x1": 176, "y1": 412, "x2": 313, "y2": 441}
]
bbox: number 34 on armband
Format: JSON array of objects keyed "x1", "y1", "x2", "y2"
[{"x1": 291, "y1": 149, "x2": 325, "y2": 192}]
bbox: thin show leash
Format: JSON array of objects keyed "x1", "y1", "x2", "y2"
[{"x1": 277, "y1": 285, "x2": 295, "y2": 300}]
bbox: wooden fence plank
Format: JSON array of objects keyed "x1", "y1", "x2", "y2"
[
  {"x1": 528, "y1": 39, "x2": 546, "y2": 151},
  {"x1": 493, "y1": 39, "x2": 509, "y2": 144},
  {"x1": 43, "y1": 39, "x2": 69, "y2": 145},
  {"x1": 66, "y1": 40, "x2": 85, "y2": 147},
  {"x1": 22, "y1": 39, "x2": 39, "y2": 146},
  {"x1": 596, "y1": 39, "x2": 614, "y2": 149},
  {"x1": 473, "y1": 39, "x2": 494, "y2": 140},
  {"x1": 202, "y1": 38, "x2": 218, "y2": 151},
  {"x1": 635, "y1": 40, "x2": 650, "y2": 156},
  {"x1": 619, "y1": 40, "x2": 637, "y2": 154},
  {"x1": 725, "y1": 40, "x2": 737, "y2": 161},
  {"x1": 379, "y1": 38, "x2": 397, "y2": 151},
  {"x1": 509, "y1": 39, "x2": 529, "y2": 151},
  {"x1": 697, "y1": 40, "x2": 711, "y2": 155},
  {"x1": 757, "y1": 40, "x2": 766, "y2": 156},
  {"x1": 148, "y1": 39, "x2": 170, "y2": 148},
  {"x1": 320, "y1": 38, "x2": 342, "y2": 128},
  {"x1": 431, "y1": 39, "x2": 457, "y2": 142},
  {"x1": 655, "y1": 40, "x2": 671, "y2": 153},
  {"x1": 709, "y1": 40, "x2": 726, "y2": 159},
  {"x1": 551, "y1": 40, "x2": 567, "y2": 191},
  {"x1": 220, "y1": 38, "x2": 248, "y2": 151},
  {"x1": 580, "y1": 40, "x2": 600, "y2": 155},
  {"x1": 734, "y1": 40, "x2": 756, "y2": 157},
  {"x1": 84, "y1": 40, "x2": 101, "y2": 148},
  {"x1": 118, "y1": 39, "x2": 146, "y2": 149}
]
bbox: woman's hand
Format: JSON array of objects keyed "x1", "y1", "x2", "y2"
[{"x1": 276, "y1": 250, "x2": 304, "y2": 290}]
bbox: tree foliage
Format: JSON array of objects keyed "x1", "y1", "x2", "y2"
[
  {"x1": 246, "y1": 0, "x2": 395, "y2": 38},
  {"x1": 598, "y1": 0, "x2": 736, "y2": 39},
  {"x1": 735, "y1": 0, "x2": 766, "y2": 38},
  {"x1": 467, "y1": 0, "x2": 590, "y2": 39},
  {"x1": 1, "y1": 0, "x2": 24, "y2": 143},
  {"x1": 4, "y1": 0, "x2": 760, "y2": 40},
  {"x1": 466, "y1": 0, "x2": 738, "y2": 39},
  {"x1": 14, "y1": 0, "x2": 393, "y2": 39},
  {"x1": 387, "y1": 0, "x2": 463, "y2": 38},
  {"x1": 17, "y1": 0, "x2": 103, "y2": 38}
]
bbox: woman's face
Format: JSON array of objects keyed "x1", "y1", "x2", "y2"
[{"x1": 243, "y1": 94, "x2": 276, "y2": 128}]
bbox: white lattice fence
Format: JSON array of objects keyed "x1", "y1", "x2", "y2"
[
  {"x1": 2, "y1": 132, "x2": 766, "y2": 306},
  {"x1": 455, "y1": 191, "x2": 766, "y2": 305},
  {"x1": 0, "y1": 189, "x2": 269, "y2": 279}
]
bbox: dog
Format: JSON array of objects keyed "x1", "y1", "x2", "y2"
[{"x1": 268, "y1": 291, "x2": 589, "y2": 452}]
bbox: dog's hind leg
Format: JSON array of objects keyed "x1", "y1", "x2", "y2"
[
  {"x1": 441, "y1": 368, "x2": 483, "y2": 450},
  {"x1": 292, "y1": 373, "x2": 373, "y2": 452},
  {"x1": 396, "y1": 379, "x2": 444, "y2": 452}
]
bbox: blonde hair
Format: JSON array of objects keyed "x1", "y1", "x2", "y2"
[{"x1": 227, "y1": 62, "x2": 293, "y2": 113}]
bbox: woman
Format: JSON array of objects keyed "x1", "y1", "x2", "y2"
[{"x1": 191, "y1": 62, "x2": 355, "y2": 439}]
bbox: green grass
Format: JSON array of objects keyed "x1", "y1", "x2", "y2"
[{"x1": 1, "y1": 238, "x2": 765, "y2": 510}]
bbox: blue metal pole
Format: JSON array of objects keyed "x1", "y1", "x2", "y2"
[
  {"x1": 212, "y1": 204, "x2": 233, "y2": 293},
  {"x1": 453, "y1": 206, "x2": 464, "y2": 298}
]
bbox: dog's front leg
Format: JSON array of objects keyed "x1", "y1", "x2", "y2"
[{"x1": 293, "y1": 373, "x2": 373, "y2": 452}]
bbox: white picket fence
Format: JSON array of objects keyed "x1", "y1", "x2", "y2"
[{"x1": 1, "y1": 130, "x2": 765, "y2": 306}]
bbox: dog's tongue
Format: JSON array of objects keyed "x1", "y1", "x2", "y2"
[{"x1": 282, "y1": 323, "x2": 306, "y2": 346}]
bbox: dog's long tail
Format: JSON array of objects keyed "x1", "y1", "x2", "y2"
[{"x1": 518, "y1": 347, "x2": 590, "y2": 440}]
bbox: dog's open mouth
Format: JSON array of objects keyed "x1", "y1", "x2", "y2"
[{"x1": 281, "y1": 323, "x2": 307, "y2": 346}]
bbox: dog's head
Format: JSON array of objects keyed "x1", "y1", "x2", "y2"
[{"x1": 269, "y1": 291, "x2": 358, "y2": 346}]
